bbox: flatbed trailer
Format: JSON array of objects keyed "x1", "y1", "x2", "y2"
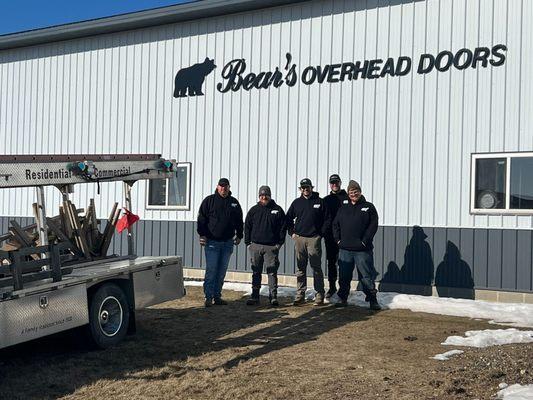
[{"x1": 0, "y1": 154, "x2": 185, "y2": 349}]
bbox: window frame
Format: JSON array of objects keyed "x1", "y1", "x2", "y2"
[
  {"x1": 146, "y1": 162, "x2": 191, "y2": 211},
  {"x1": 470, "y1": 151, "x2": 533, "y2": 215}
]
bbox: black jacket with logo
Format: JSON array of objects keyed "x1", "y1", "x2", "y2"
[
  {"x1": 244, "y1": 200, "x2": 286, "y2": 246},
  {"x1": 286, "y1": 192, "x2": 329, "y2": 237},
  {"x1": 197, "y1": 191, "x2": 244, "y2": 241},
  {"x1": 332, "y1": 195, "x2": 379, "y2": 251},
  {"x1": 323, "y1": 189, "x2": 349, "y2": 237}
]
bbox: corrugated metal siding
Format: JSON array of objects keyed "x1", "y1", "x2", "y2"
[
  {"x1": 0, "y1": 0, "x2": 532, "y2": 230},
  {"x1": 0, "y1": 216, "x2": 530, "y2": 292}
]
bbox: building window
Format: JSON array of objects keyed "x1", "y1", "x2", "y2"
[
  {"x1": 471, "y1": 153, "x2": 533, "y2": 214},
  {"x1": 147, "y1": 162, "x2": 191, "y2": 210}
]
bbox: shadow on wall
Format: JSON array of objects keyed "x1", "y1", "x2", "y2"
[
  {"x1": 434, "y1": 241, "x2": 475, "y2": 300},
  {"x1": 378, "y1": 226, "x2": 474, "y2": 299}
]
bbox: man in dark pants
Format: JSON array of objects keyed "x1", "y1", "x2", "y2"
[
  {"x1": 197, "y1": 178, "x2": 243, "y2": 308},
  {"x1": 323, "y1": 174, "x2": 349, "y2": 299},
  {"x1": 286, "y1": 178, "x2": 329, "y2": 306},
  {"x1": 244, "y1": 186, "x2": 286, "y2": 307},
  {"x1": 332, "y1": 180, "x2": 381, "y2": 310}
]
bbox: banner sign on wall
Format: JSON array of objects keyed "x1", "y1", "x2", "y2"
[{"x1": 173, "y1": 44, "x2": 507, "y2": 98}]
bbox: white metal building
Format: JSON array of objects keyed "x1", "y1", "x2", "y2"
[{"x1": 0, "y1": 0, "x2": 532, "y2": 297}]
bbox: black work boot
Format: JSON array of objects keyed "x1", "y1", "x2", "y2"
[
  {"x1": 269, "y1": 289, "x2": 279, "y2": 307},
  {"x1": 246, "y1": 289, "x2": 260, "y2": 306},
  {"x1": 326, "y1": 283, "x2": 337, "y2": 299},
  {"x1": 204, "y1": 298, "x2": 213, "y2": 308},
  {"x1": 213, "y1": 298, "x2": 228, "y2": 305},
  {"x1": 369, "y1": 299, "x2": 381, "y2": 310},
  {"x1": 367, "y1": 291, "x2": 381, "y2": 311},
  {"x1": 335, "y1": 299, "x2": 348, "y2": 308}
]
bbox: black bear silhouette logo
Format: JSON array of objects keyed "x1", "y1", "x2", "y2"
[{"x1": 173, "y1": 57, "x2": 217, "y2": 98}]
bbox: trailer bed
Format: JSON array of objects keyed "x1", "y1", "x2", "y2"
[
  {"x1": 0, "y1": 256, "x2": 181, "y2": 301},
  {"x1": 0, "y1": 256, "x2": 184, "y2": 349}
]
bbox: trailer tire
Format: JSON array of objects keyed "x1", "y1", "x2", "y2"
[{"x1": 87, "y1": 283, "x2": 130, "y2": 349}]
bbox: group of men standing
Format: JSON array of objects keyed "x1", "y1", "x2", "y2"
[{"x1": 196, "y1": 175, "x2": 381, "y2": 310}]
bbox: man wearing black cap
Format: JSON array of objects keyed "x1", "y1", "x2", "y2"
[
  {"x1": 332, "y1": 180, "x2": 381, "y2": 310},
  {"x1": 244, "y1": 185, "x2": 286, "y2": 306},
  {"x1": 197, "y1": 178, "x2": 244, "y2": 307},
  {"x1": 286, "y1": 178, "x2": 329, "y2": 305},
  {"x1": 323, "y1": 174, "x2": 349, "y2": 298}
]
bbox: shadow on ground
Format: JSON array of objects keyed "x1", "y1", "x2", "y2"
[{"x1": 0, "y1": 287, "x2": 368, "y2": 400}]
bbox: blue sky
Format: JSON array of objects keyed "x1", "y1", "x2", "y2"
[{"x1": 0, "y1": 0, "x2": 194, "y2": 35}]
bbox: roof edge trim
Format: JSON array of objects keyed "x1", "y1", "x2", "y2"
[{"x1": 0, "y1": 0, "x2": 309, "y2": 51}]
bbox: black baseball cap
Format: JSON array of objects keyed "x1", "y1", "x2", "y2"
[
  {"x1": 218, "y1": 178, "x2": 230, "y2": 187},
  {"x1": 299, "y1": 178, "x2": 313, "y2": 188},
  {"x1": 329, "y1": 174, "x2": 341, "y2": 183}
]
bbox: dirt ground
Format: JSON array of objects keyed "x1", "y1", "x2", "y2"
[{"x1": 1, "y1": 286, "x2": 532, "y2": 400}]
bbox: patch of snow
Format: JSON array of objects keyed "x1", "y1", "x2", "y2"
[
  {"x1": 431, "y1": 349, "x2": 464, "y2": 361},
  {"x1": 442, "y1": 329, "x2": 533, "y2": 348},
  {"x1": 380, "y1": 293, "x2": 533, "y2": 328},
  {"x1": 185, "y1": 280, "x2": 204, "y2": 287},
  {"x1": 185, "y1": 281, "x2": 315, "y2": 300},
  {"x1": 497, "y1": 384, "x2": 533, "y2": 399},
  {"x1": 184, "y1": 280, "x2": 533, "y2": 328},
  {"x1": 499, "y1": 383, "x2": 509, "y2": 390}
]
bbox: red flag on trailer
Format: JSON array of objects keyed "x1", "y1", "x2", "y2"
[{"x1": 116, "y1": 208, "x2": 140, "y2": 233}]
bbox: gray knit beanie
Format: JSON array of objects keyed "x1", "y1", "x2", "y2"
[
  {"x1": 347, "y1": 180, "x2": 361, "y2": 192},
  {"x1": 258, "y1": 185, "x2": 271, "y2": 197}
]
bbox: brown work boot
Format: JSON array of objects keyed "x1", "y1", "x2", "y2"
[{"x1": 314, "y1": 292, "x2": 325, "y2": 306}]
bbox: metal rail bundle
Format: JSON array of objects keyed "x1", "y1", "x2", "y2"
[{"x1": 0, "y1": 154, "x2": 176, "y2": 294}]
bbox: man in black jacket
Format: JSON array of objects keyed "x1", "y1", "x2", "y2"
[
  {"x1": 323, "y1": 174, "x2": 349, "y2": 298},
  {"x1": 197, "y1": 178, "x2": 243, "y2": 307},
  {"x1": 332, "y1": 180, "x2": 381, "y2": 310},
  {"x1": 286, "y1": 178, "x2": 329, "y2": 306},
  {"x1": 244, "y1": 186, "x2": 286, "y2": 306}
]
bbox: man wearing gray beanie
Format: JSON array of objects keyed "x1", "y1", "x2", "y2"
[
  {"x1": 332, "y1": 180, "x2": 381, "y2": 310},
  {"x1": 244, "y1": 185, "x2": 287, "y2": 306}
]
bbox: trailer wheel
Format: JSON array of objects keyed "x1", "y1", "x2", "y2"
[{"x1": 87, "y1": 283, "x2": 130, "y2": 349}]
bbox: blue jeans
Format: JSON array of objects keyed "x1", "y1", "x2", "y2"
[
  {"x1": 338, "y1": 249, "x2": 378, "y2": 301},
  {"x1": 203, "y1": 239, "x2": 234, "y2": 300}
]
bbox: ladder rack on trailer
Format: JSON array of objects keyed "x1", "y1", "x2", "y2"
[{"x1": 0, "y1": 154, "x2": 185, "y2": 350}]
